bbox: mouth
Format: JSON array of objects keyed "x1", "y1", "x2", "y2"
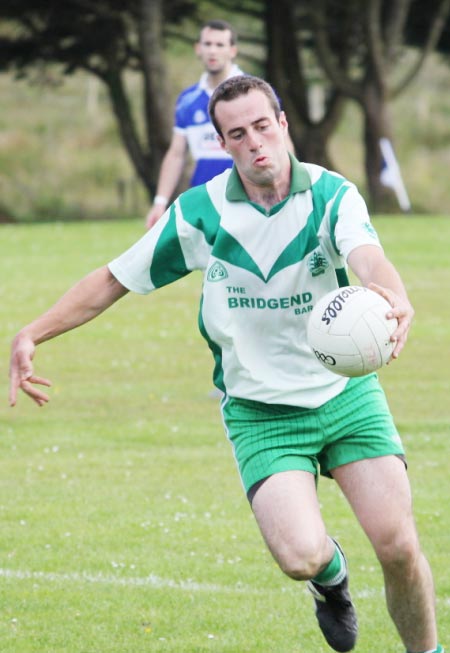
[{"x1": 253, "y1": 155, "x2": 268, "y2": 166}]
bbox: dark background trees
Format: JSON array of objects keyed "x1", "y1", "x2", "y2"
[
  {"x1": 0, "y1": 0, "x2": 197, "y2": 197},
  {"x1": 0, "y1": 0, "x2": 449, "y2": 212},
  {"x1": 262, "y1": 0, "x2": 450, "y2": 210}
]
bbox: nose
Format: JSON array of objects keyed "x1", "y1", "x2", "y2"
[{"x1": 247, "y1": 131, "x2": 261, "y2": 150}]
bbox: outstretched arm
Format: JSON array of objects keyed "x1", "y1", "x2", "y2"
[
  {"x1": 347, "y1": 244, "x2": 414, "y2": 360},
  {"x1": 9, "y1": 266, "x2": 128, "y2": 407}
]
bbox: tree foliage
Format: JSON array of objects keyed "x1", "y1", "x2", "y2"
[
  {"x1": 0, "y1": 0, "x2": 197, "y2": 197},
  {"x1": 405, "y1": 0, "x2": 450, "y2": 53},
  {"x1": 306, "y1": 0, "x2": 450, "y2": 209}
]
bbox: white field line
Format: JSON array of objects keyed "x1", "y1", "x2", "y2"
[
  {"x1": 0, "y1": 567, "x2": 385, "y2": 600},
  {"x1": 2, "y1": 568, "x2": 447, "y2": 609},
  {"x1": 0, "y1": 568, "x2": 239, "y2": 594}
]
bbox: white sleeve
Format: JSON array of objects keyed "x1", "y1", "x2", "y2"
[
  {"x1": 107, "y1": 212, "x2": 171, "y2": 294},
  {"x1": 334, "y1": 185, "x2": 383, "y2": 261}
]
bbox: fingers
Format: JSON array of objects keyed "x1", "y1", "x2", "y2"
[
  {"x1": 145, "y1": 205, "x2": 165, "y2": 230},
  {"x1": 9, "y1": 333, "x2": 52, "y2": 407},
  {"x1": 390, "y1": 335, "x2": 405, "y2": 361},
  {"x1": 8, "y1": 363, "x2": 25, "y2": 407},
  {"x1": 9, "y1": 374, "x2": 52, "y2": 407},
  {"x1": 390, "y1": 314, "x2": 412, "y2": 360},
  {"x1": 367, "y1": 282, "x2": 414, "y2": 362},
  {"x1": 20, "y1": 376, "x2": 52, "y2": 407},
  {"x1": 146, "y1": 214, "x2": 159, "y2": 230},
  {"x1": 368, "y1": 282, "x2": 394, "y2": 307}
]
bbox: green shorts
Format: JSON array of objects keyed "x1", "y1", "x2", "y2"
[{"x1": 221, "y1": 374, "x2": 405, "y2": 494}]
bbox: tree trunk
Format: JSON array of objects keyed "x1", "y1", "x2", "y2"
[
  {"x1": 138, "y1": 0, "x2": 172, "y2": 198},
  {"x1": 298, "y1": 125, "x2": 337, "y2": 169},
  {"x1": 103, "y1": 66, "x2": 152, "y2": 193},
  {"x1": 264, "y1": 0, "x2": 344, "y2": 169},
  {"x1": 361, "y1": 81, "x2": 402, "y2": 212}
]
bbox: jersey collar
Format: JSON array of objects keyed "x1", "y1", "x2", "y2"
[
  {"x1": 225, "y1": 153, "x2": 311, "y2": 215},
  {"x1": 199, "y1": 64, "x2": 244, "y2": 96}
]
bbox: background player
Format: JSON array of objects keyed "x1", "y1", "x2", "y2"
[{"x1": 145, "y1": 19, "x2": 243, "y2": 229}]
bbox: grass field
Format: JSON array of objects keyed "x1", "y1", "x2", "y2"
[{"x1": 1, "y1": 217, "x2": 449, "y2": 652}]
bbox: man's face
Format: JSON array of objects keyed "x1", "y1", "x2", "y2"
[
  {"x1": 215, "y1": 90, "x2": 289, "y2": 187},
  {"x1": 195, "y1": 27, "x2": 237, "y2": 74}
]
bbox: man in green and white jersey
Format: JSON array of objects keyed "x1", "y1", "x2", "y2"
[
  {"x1": 113, "y1": 154, "x2": 378, "y2": 409},
  {"x1": 9, "y1": 76, "x2": 443, "y2": 653}
]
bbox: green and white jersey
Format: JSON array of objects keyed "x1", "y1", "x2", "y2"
[{"x1": 108, "y1": 156, "x2": 382, "y2": 408}]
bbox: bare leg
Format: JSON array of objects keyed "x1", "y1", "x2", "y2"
[
  {"x1": 251, "y1": 469, "x2": 358, "y2": 653},
  {"x1": 332, "y1": 456, "x2": 438, "y2": 652},
  {"x1": 251, "y1": 470, "x2": 335, "y2": 579}
]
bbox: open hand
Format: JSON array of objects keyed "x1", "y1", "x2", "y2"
[{"x1": 9, "y1": 333, "x2": 52, "y2": 407}]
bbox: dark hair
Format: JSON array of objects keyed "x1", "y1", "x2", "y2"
[
  {"x1": 199, "y1": 19, "x2": 237, "y2": 46},
  {"x1": 208, "y1": 75, "x2": 281, "y2": 138}
]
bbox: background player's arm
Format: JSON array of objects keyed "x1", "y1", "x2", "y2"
[
  {"x1": 145, "y1": 132, "x2": 188, "y2": 229},
  {"x1": 348, "y1": 244, "x2": 414, "y2": 358},
  {"x1": 9, "y1": 266, "x2": 128, "y2": 407}
]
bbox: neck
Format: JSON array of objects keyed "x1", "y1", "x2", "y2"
[
  {"x1": 206, "y1": 64, "x2": 234, "y2": 90},
  {"x1": 243, "y1": 158, "x2": 291, "y2": 210},
  {"x1": 247, "y1": 184, "x2": 290, "y2": 211}
]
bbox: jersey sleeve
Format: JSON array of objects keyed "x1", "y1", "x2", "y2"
[
  {"x1": 173, "y1": 84, "x2": 200, "y2": 132},
  {"x1": 107, "y1": 205, "x2": 189, "y2": 294},
  {"x1": 332, "y1": 184, "x2": 383, "y2": 261},
  {"x1": 108, "y1": 197, "x2": 213, "y2": 294}
]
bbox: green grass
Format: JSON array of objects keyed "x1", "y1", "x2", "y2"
[
  {"x1": 0, "y1": 72, "x2": 149, "y2": 222},
  {"x1": 1, "y1": 217, "x2": 449, "y2": 652}
]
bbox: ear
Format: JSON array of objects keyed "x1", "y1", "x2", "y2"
[
  {"x1": 217, "y1": 135, "x2": 228, "y2": 152},
  {"x1": 279, "y1": 111, "x2": 288, "y2": 131}
]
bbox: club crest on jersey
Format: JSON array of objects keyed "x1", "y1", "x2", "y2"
[
  {"x1": 207, "y1": 261, "x2": 228, "y2": 282},
  {"x1": 193, "y1": 109, "x2": 207, "y2": 124},
  {"x1": 307, "y1": 249, "x2": 330, "y2": 277},
  {"x1": 363, "y1": 221, "x2": 379, "y2": 240}
]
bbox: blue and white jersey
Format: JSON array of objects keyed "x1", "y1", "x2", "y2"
[{"x1": 174, "y1": 65, "x2": 244, "y2": 187}]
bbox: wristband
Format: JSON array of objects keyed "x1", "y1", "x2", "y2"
[{"x1": 154, "y1": 195, "x2": 168, "y2": 206}]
